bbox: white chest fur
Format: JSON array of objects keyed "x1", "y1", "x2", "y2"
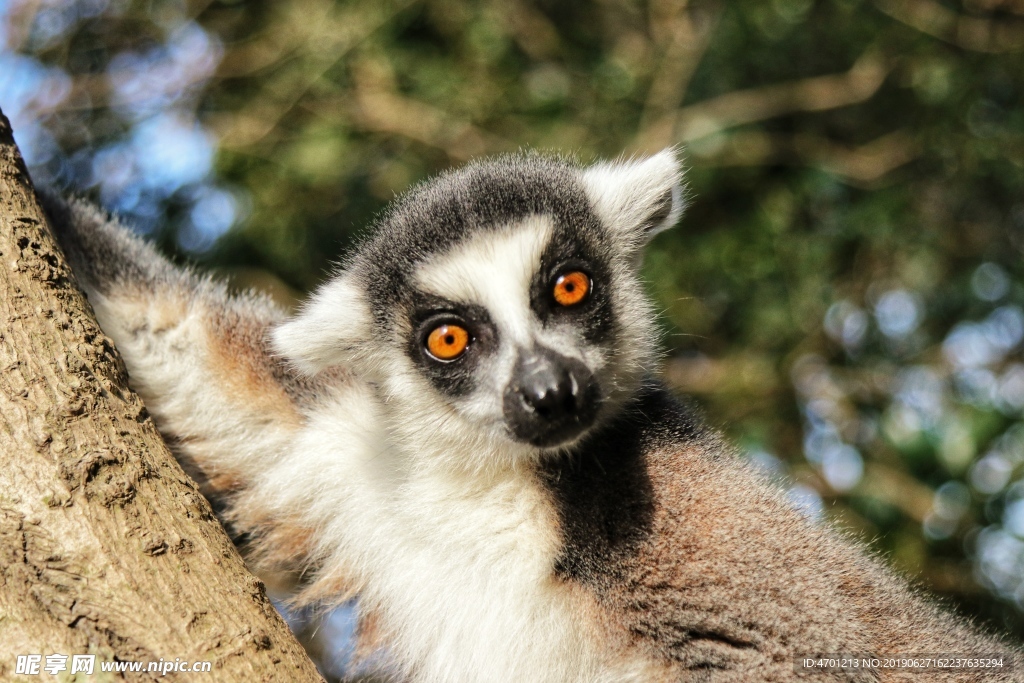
[
  {"x1": 256, "y1": 387, "x2": 662, "y2": 683},
  {"x1": 252, "y1": 385, "x2": 651, "y2": 683},
  {"x1": 364, "y1": 470, "x2": 593, "y2": 682}
]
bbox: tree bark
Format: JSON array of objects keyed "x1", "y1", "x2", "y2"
[{"x1": 0, "y1": 110, "x2": 324, "y2": 681}]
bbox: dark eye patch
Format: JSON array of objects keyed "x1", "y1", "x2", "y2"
[
  {"x1": 531, "y1": 228, "x2": 615, "y2": 344},
  {"x1": 405, "y1": 293, "x2": 496, "y2": 398}
]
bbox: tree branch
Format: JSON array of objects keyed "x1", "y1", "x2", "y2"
[
  {"x1": 322, "y1": 87, "x2": 513, "y2": 162},
  {"x1": 876, "y1": 0, "x2": 1024, "y2": 52},
  {"x1": 691, "y1": 129, "x2": 920, "y2": 185},
  {"x1": 634, "y1": 3, "x2": 722, "y2": 151},
  {"x1": 666, "y1": 49, "x2": 890, "y2": 145},
  {"x1": 0, "y1": 109, "x2": 323, "y2": 682},
  {"x1": 210, "y1": 0, "x2": 420, "y2": 150}
]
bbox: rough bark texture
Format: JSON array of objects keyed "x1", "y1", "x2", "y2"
[{"x1": 0, "y1": 110, "x2": 324, "y2": 681}]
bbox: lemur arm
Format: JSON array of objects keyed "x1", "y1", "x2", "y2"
[{"x1": 42, "y1": 195, "x2": 306, "y2": 510}]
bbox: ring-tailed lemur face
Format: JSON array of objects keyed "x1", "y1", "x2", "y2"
[
  {"x1": 408, "y1": 214, "x2": 610, "y2": 448},
  {"x1": 273, "y1": 150, "x2": 685, "y2": 464}
]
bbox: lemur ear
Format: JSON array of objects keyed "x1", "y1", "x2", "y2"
[
  {"x1": 581, "y1": 149, "x2": 686, "y2": 248},
  {"x1": 271, "y1": 274, "x2": 371, "y2": 374}
]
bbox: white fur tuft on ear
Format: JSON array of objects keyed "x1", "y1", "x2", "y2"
[
  {"x1": 581, "y1": 148, "x2": 686, "y2": 247},
  {"x1": 271, "y1": 274, "x2": 371, "y2": 374}
]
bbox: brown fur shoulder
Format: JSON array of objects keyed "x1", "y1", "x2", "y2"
[{"x1": 542, "y1": 382, "x2": 1022, "y2": 681}]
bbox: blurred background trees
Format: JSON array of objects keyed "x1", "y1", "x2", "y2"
[{"x1": 3, "y1": 0, "x2": 1024, "y2": 678}]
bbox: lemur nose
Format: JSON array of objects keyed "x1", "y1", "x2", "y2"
[
  {"x1": 504, "y1": 349, "x2": 599, "y2": 447},
  {"x1": 519, "y1": 359, "x2": 580, "y2": 421}
]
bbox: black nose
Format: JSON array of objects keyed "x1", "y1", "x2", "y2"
[
  {"x1": 504, "y1": 350, "x2": 598, "y2": 447},
  {"x1": 520, "y1": 355, "x2": 580, "y2": 420}
]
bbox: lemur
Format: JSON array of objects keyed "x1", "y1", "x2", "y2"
[{"x1": 45, "y1": 150, "x2": 1020, "y2": 682}]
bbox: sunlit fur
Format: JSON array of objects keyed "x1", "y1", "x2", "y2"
[
  {"x1": 45, "y1": 149, "x2": 1021, "y2": 683},
  {"x1": 45, "y1": 152, "x2": 683, "y2": 682}
]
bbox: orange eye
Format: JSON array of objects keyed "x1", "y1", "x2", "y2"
[
  {"x1": 553, "y1": 270, "x2": 591, "y2": 307},
  {"x1": 426, "y1": 323, "x2": 470, "y2": 361}
]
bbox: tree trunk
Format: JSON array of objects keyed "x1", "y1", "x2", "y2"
[{"x1": 0, "y1": 110, "x2": 324, "y2": 681}]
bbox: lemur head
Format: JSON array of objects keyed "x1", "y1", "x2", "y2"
[{"x1": 273, "y1": 150, "x2": 685, "y2": 469}]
